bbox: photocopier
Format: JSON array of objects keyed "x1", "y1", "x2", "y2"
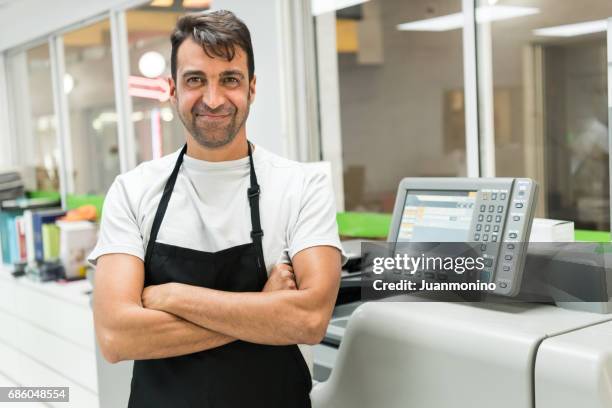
[{"x1": 312, "y1": 178, "x2": 612, "y2": 408}]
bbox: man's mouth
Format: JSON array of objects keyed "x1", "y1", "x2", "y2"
[{"x1": 195, "y1": 113, "x2": 230, "y2": 120}]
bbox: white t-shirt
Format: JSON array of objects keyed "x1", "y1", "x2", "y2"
[{"x1": 88, "y1": 144, "x2": 344, "y2": 269}]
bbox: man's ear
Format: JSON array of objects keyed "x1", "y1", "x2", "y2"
[
  {"x1": 168, "y1": 77, "x2": 177, "y2": 105},
  {"x1": 248, "y1": 75, "x2": 256, "y2": 105}
]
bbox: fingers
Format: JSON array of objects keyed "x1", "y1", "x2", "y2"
[
  {"x1": 274, "y1": 263, "x2": 293, "y2": 273},
  {"x1": 280, "y1": 268, "x2": 296, "y2": 288},
  {"x1": 280, "y1": 268, "x2": 294, "y2": 279},
  {"x1": 263, "y1": 263, "x2": 297, "y2": 292},
  {"x1": 286, "y1": 280, "x2": 297, "y2": 290}
]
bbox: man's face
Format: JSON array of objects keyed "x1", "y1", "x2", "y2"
[{"x1": 170, "y1": 37, "x2": 256, "y2": 149}]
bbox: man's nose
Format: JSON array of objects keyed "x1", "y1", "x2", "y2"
[{"x1": 202, "y1": 83, "x2": 225, "y2": 110}]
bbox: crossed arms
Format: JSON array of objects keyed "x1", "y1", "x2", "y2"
[{"x1": 93, "y1": 246, "x2": 341, "y2": 363}]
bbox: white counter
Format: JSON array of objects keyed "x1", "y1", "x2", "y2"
[{"x1": 0, "y1": 264, "x2": 99, "y2": 408}]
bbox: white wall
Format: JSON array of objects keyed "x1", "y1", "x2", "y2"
[
  {"x1": 0, "y1": 53, "x2": 15, "y2": 170},
  {"x1": 337, "y1": 0, "x2": 466, "y2": 203}
]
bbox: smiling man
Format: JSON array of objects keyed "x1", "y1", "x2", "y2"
[{"x1": 88, "y1": 10, "x2": 342, "y2": 408}]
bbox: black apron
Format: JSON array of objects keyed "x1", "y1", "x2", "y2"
[{"x1": 128, "y1": 143, "x2": 312, "y2": 408}]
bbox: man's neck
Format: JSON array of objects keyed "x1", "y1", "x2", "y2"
[{"x1": 186, "y1": 134, "x2": 251, "y2": 162}]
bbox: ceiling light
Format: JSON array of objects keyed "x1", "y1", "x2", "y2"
[
  {"x1": 183, "y1": 0, "x2": 211, "y2": 8},
  {"x1": 397, "y1": 13, "x2": 463, "y2": 31},
  {"x1": 131, "y1": 111, "x2": 144, "y2": 122},
  {"x1": 161, "y1": 107, "x2": 174, "y2": 122},
  {"x1": 138, "y1": 51, "x2": 166, "y2": 78},
  {"x1": 63, "y1": 73, "x2": 74, "y2": 94},
  {"x1": 150, "y1": 0, "x2": 173, "y2": 7},
  {"x1": 533, "y1": 20, "x2": 607, "y2": 37},
  {"x1": 397, "y1": 5, "x2": 539, "y2": 32},
  {"x1": 312, "y1": 0, "x2": 370, "y2": 16}
]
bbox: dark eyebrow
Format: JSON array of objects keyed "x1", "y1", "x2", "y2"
[
  {"x1": 182, "y1": 70, "x2": 206, "y2": 78},
  {"x1": 220, "y1": 70, "x2": 245, "y2": 79}
]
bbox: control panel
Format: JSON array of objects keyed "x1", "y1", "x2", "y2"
[{"x1": 388, "y1": 178, "x2": 538, "y2": 296}]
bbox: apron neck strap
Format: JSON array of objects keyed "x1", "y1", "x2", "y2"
[
  {"x1": 144, "y1": 144, "x2": 187, "y2": 267},
  {"x1": 246, "y1": 142, "x2": 266, "y2": 274}
]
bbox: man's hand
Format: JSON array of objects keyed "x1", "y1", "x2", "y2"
[
  {"x1": 142, "y1": 283, "x2": 175, "y2": 311},
  {"x1": 262, "y1": 263, "x2": 297, "y2": 292}
]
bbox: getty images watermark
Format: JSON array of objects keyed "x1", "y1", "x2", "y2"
[
  {"x1": 358, "y1": 242, "x2": 506, "y2": 301},
  {"x1": 358, "y1": 241, "x2": 612, "y2": 303},
  {"x1": 369, "y1": 247, "x2": 496, "y2": 292}
]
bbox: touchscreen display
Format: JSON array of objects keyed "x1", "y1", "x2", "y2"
[{"x1": 398, "y1": 190, "x2": 477, "y2": 242}]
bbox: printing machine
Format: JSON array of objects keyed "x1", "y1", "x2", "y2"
[{"x1": 311, "y1": 178, "x2": 612, "y2": 407}]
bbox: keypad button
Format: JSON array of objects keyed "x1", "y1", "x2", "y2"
[
  {"x1": 482, "y1": 193, "x2": 489, "y2": 200},
  {"x1": 484, "y1": 225, "x2": 490, "y2": 232},
  {"x1": 493, "y1": 225, "x2": 499, "y2": 232},
  {"x1": 487, "y1": 215, "x2": 493, "y2": 222},
  {"x1": 483, "y1": 234, "x2": 489, "y2": 242},
  {"x1": 480, "y1": 205, "x2": 486, "y2": 212},
  {"x1": 503, "y1": 265, "x2": 511, "y2": 272},
  {"x1": 491, "y1": 193, "x2": 498, "y2": 200},
  {"x1": 489, "y1": 205, "x2": 495, "y2": 212},
  {"x1": 474, "y1": 233, "x2": 480, "y2": 241},
  {"x1": 484, "y1": 258, "x2": 493, "y2": 267},
  {"x1": 504, "y1": 254, "x2": 513, "y2": 261},
  {"x1": 480, "y1": 244, "x2": 487, "y2": 251},
  {"x1": 478, "y1": 214, "x2": 484, "y2": 222},
  {"x1": 491, "y1": 234, "x2": 498, "y2": 242},
  {"x1": 509, "y1": 232, "x2": 518, "y2": 239},
  {"x1": 501, "y1": 193, "x2": 507, "y2": 200},
  {"x1": 507, "y1": 243, "x2": 515, "y2": 249},
  {"x1": 497, "y1": 206, "x2": 503, "y2": 213},
  {"x1": 498, "y1": 280, "x2": 508, "y2": 289},
  {"x1": 515, "y1": 203, "x2": 524, "y2": 209},
  {"x1": 495, "y1": 215, "x2": 502, "y2": 222},
  {"x1": 513, "y1": 215, "x2": 520, "y2": 221},
  {"x1": 476, "y1": 224, "x2": 482, "y2": 231}
]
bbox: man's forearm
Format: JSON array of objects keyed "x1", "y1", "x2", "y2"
[
  {"x1": 155, "y1": 284, "x2": 327, "y2": 345},
  {"x1": 96, "y1": 303, "x2": 234, "y2": 362}
]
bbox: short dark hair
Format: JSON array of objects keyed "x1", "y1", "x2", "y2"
[{"x1": 170, "y1": 10, "x2": 255, "y2": 83}]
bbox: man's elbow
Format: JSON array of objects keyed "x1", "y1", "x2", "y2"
[
  {"x1": 97, "y1": 328, "x2": 124, "y2": 364},
  {"x1": 302, "y1": 312, "x2": 329, "y2": 345}
]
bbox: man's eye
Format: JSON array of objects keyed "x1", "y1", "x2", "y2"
[
  {"x1": 223, "y1": 77, "x2": 240, "y2": 85},
  {"x1": 186, "y1": 77, "x2": 203, "y2": 85}
]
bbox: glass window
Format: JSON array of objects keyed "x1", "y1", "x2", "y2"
[
  {"x1": 126, "y1": 1, "x2": 211, "y2": 163},
  {"x1": 63, "y1": 19, "x2": 120, "y2": 195},
  {"x1": 6, "y1": 44, "x2": 60, "y2": 192},
  {"x1": 476, "y1": 0, "x2": 612, "y2": 230},
  {"x1": 315, "y1": 0, "x2": 466, "y2": 213}
]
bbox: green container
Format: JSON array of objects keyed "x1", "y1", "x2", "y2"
[
  {"x1": 574, "y1": 229, "x2": 611, "y2": 243},
  {"x1": 336, "y1": 212, "x2": 392, "y2": 239},
  {"x1": 66, "y1": 194, "x2": 105, "y2": 220}
]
